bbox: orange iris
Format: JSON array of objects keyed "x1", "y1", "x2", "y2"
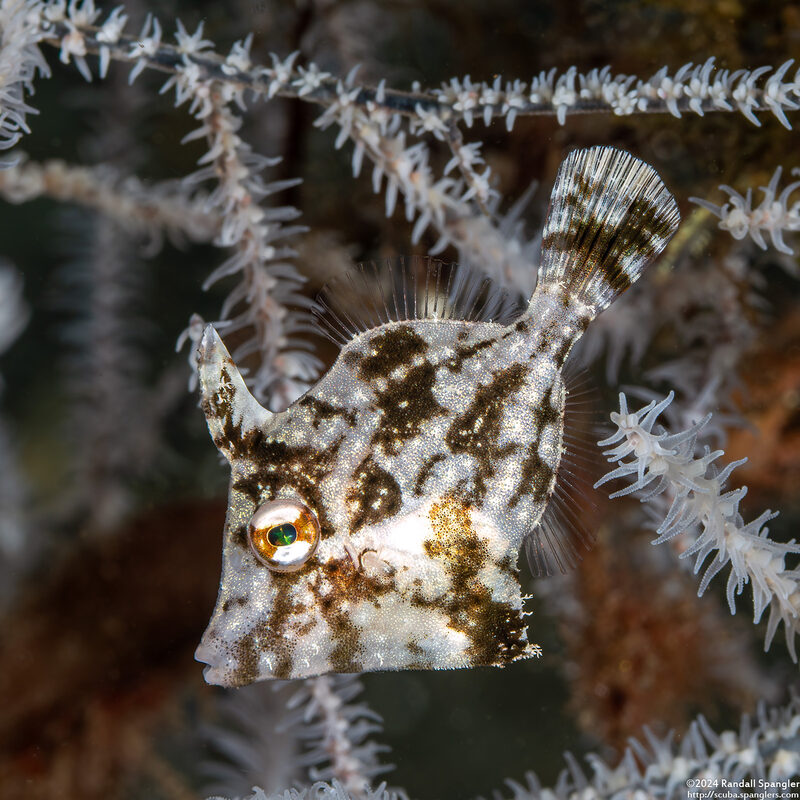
[{"x1": 248, "y1": 499, "x2": 320, "y2": 572}]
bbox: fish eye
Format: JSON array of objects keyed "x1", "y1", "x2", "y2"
[{"x1": 248, "y1": 499, "x2": 320, "y2": 572}]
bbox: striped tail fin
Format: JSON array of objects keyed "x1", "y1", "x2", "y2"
[{"x1": 538, "y1": 146, "x2": 680, "y2": 314}]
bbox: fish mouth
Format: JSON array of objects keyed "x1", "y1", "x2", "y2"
[{"x1": 194, "y1": 639, "x2": 230, "y2": 687}]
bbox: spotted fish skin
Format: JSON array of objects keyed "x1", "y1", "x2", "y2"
[{"x1": 195, "y1": 147, "x2": 680, "y2": 685}]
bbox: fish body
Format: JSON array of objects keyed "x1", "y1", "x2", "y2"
[{"x1": 195, "y1": 147, "x2": 680, "y2": 685}]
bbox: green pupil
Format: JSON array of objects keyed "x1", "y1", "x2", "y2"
[{"x1": 268, "y1": 523, "x2": 298, "y2": 547}]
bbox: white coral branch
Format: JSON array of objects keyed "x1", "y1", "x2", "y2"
[
  {"x1": 212, "y1": 696, "x2": 800, "y2": 799},
  {"x1": 0, "y1": 155, "x2": 219, "y2": 249},
  {"x1": 209, "y1": 779, "x2": 403, "y2": 800},
  {"x1": 201, "y1": 684, "x2": 300, "y2": 797},
  {"x1": 690, "y1": 166, "x2": 800, "y2": 257},
  {"x1": 283, "y1": 675, "x2": 393, "y2": 798},
  {"x1": 313, "y1": 76, "x2": 535, "y2": 293},
  {"x1": 596, "y1": 391, "x2": 800, "y2": 661},
  {"x1": 442, "y1": 126, "x2": 497, "y2": 212},
  {"x1": 203, "y1": 676, "x2": 394, "y2": 800},
  {"x1": 170, "y1": 36, "x2": 321, "y2": 409},
  {"x1": 30, "y1": 7, "x2": 800, "y2": 129},
  {"x1": 500, "y1": 695, "x2": 800, "y2": 798},
  {"x1": 0, "y1": 0, "x2": 51, "y2": 159}
]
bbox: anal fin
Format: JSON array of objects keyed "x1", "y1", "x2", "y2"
[{"x1": 524, "y1": 367, "x2": 603, "y2": 577}]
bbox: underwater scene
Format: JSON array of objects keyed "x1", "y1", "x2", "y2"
[{"x1": 1, "y1": 0, "x2": 799, "y2": 797}]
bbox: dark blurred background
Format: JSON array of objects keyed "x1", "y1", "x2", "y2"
[{"x1": 0, "y1": 1, "x2": 799, "y2": 798}]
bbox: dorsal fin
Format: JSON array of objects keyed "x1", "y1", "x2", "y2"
[
  {"x1": 524, "y1": 366, "x2": 602, "y2": 577},
  {"x1": 312, "y1": 256, "x2": 526, "y2": 346},
  {"x1": 538, "y1": 146, "x2": 680, "y2": 315}
]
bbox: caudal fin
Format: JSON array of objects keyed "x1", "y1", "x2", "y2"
[{"x1": 538, "y1": 146, "x2": 680, "y2": 314}]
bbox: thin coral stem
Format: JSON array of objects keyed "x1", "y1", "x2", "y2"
[
  {"x1": 597, "y1": 391, "x2": 800, "y2": 661},
  {"x1": 283, "y1": 674, "x2": 392, "y2": 796},
  {"x1": 691, "y1": 165, "x2": 800, "y2": 258},
  {"x1": 500, "y1": 695, "x2": 800, "y2": 798},
  {"x1": 175, "y1": 53, "x2": 321, "y2": 407},
  {"x1": 0, "y1": 156, "x2": 219, "y2": 247},
  {"x1": 36, "y1": 9, "x2": 800, "y2": 129}
]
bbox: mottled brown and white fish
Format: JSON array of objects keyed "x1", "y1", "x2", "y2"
[{"x1": 194, "y1": 146, "x2": 680, "y2": 686}]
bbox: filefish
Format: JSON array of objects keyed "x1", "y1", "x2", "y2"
[{"x1": 194, "y1": 146, "x2": 680, "y2": 685}]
